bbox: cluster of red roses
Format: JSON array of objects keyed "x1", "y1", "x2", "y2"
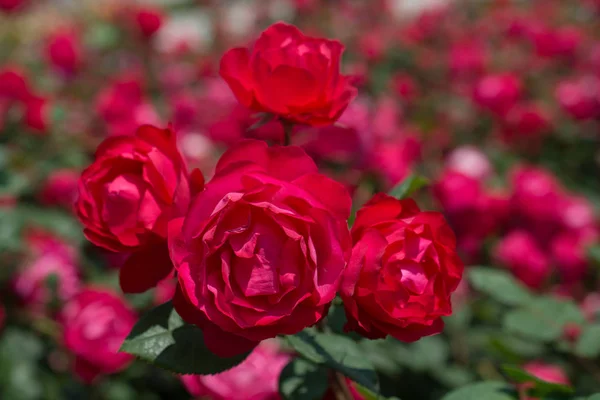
[{"x1": 75, "y1": 22, "x2": 464, "y2": 358}]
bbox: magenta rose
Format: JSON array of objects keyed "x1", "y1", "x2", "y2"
[
  {"x1": 61, "y1": 288, "x2": 136, "y2": 383},
  {"x1": 181, "y1": 342, "x2": 290, "y2": 400}
]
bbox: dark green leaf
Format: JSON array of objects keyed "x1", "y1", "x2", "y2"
[
  {"x1": 286, "y1": 329, "x2": 379, "y2": 393},
  {"x1": 388, "y1": 174, "x2": 429, "y2": 200},
  {"x1": 503, "y1": 297, "x2": 585, "y2": 342},
  {"x1": 120, "y1": 301, "x2": 250, "y2": 375},
  {"x1": 279, "y1": 358, "x2": 329, "y2": 400},
  {"x1": 441, "y1": 381, "x2": 517, "y2": 400},
  {"x1": 575, "y1": 324, "x2": 600, "y2": 358},
  {"x1": 468, "y1": 267, "x2": 533, "y2": 306},
  {"x1": 502, "y1": 365, "x2": 574, "y2": 397}
]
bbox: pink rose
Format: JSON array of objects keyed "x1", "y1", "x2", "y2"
[
  {"x1": 171, "y1": 140, "x2": 351, "y2": 356},
  {"x1": 181, "y1": 342, "x2": 290, "y2": 400},
  {"x1": 39, "y1": 169, "x2": 79, "y2": 208},
  {"x1": 13, "y1": 230, "x2": 80, "y2": 311},
  {"x1": 494, "y1": 230, "x2": 551, "y2": 289},
  {"x1": 473, "y1": 73, "x2": 522, "y2": 116},
  {"x1": 61, "y1": 288, "x2": 136, "y2": 383}
]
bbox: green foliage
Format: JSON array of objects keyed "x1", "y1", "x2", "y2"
[
  {"x1": 574, "y1": 324, "x2": 600, "y2": 358},
  {"x1": 285, "y1": 328, "x2": 379, "y2": 393},
  {"x1": 120, "y1": 302, "x2": 250, "y2": 375},
  {"x1": 0, "y1": 329, "x2": 44, "y2": 400},
  {"x1": 503, "y1": 297, "x2": 585, "y2": 343},
  {"x1": 468, "y1": 267, "x2": 533, "y2": 306},
  {"x1": 279, "y1": 358, "x2": 329, "y2": 400},
  {"x1": 441, "y1": 381, "x2": 517, "y2": 400}
]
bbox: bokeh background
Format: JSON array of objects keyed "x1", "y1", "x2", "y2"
[{"x1": 1, "y1": 0, "x2": 600, "y2": 399}]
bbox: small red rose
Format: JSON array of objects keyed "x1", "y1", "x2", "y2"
[
  {"x1": 220, "y1": 22, "x2": 357, "y2": 126},
  {"x1": 341, "y1": 194, "x2": 464, "y2": 342}
]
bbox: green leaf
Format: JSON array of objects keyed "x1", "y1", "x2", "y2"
[
  {"x1": 588, "y1": 245, "x2": 600, "y2": 267},
  {"x1": 286, "y1": 329, "x2": 379, "y2": 393},
  {"x1": 120, "y1": 301, "x2": 250, "y2": 375},
  {"x1": 278, "y1": 358, "x2": 329, "y2": 400},
  {"x1": 441, "y1": 381, "x2": 517, "y2": 400},
  {"x1": 388, "y1": 174, "x2": 429, "y2": 200},
  {"x1": 575, "y1": 324, "x2": 600, "y2": 358},
  {"x1": 0, "y1": 329, "x2": 44, "y2": 400},
  {"x1": 468, "y1": 267, "x2": 533, "y2": 306},
  {"x1": 587, "y1": 395, "x2": 600, "y2": 400},
  {"x1": 503, "y1": 297, "x2": 585, "y2": 343},
  {"x1": 501, "y1": 365, "x2": 574, "y2": 397}
]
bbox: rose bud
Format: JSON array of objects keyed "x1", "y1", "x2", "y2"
[
  {"x1": 23, "y1": 95, "x2": 50, "y2": 133},
  {"x1": 39, "y1": 169, "x2": 79, "y2": 208},
  {"x1": 502, "y1": 102, "x2": 551, "y2": 143},
  {"x1": 473, "y1": 73, "x2": 522, "y2": 116},
  {"x1": 523, "y1": 361, "x2": 570, "y2": 386},
  {"x1": 220, "y1": 22, "x2": 357, "y2": 126},
  {"x1": 75, "y1": 125, "x2": 197, "y2": 293},
  {"x1": 45, "y1": 28, "x2": 82, "y2": 77},
  {"x1": 494, "y1": 230, "x2": 551, "y2": 289},
  {"x1": 61, "y1": 288, "x2": 136, "y2": 383},
  {"x1": 13, "y1": 230, "x2": 80, "y2": 311},
  {"x1": 134, "y1": 7, "x2": 164, "y2": 39},
  {"x1": 340, "y1": 194, "x2": 464, "y2": 342},
  {"x1": 555, "y1": 76, "x2": 600, "y2": 120},
  {"x1": 181, "y1": 342, "x2": 290, "y2": 400},
  {"x1": 0, "y1": 67, "x2": 31, "y2": 102},
  {"x1": 171, "y1": 140, "x2": 352, "y2": 356}
]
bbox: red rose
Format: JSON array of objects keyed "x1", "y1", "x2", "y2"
[
  {"x1": 134, "y1": 7, "x2": 164, "y2": 39},
  {"x1": 13, "y1": 230, "x2": 80, "y2": 311},
  {"x1": 24, "y1": 95, "x2": 50, "y2": 133},
  {"x1": 555, "y1": 76, "x2": 600, "y2": 121},
  {"x1": 171, "y1": 140, "x2": 351, "y2": 356},
  {"x1": 76, "y1": 125, "x2": 199, "y2": 293},
  {"x1": 340, "y1": 194, "x2": 464, "y2": 342},
  {"x1": 219, "y1": 22, "x2": 357, "y2": 126},
  {"x1": 181, "y1": 342, "x2": 290, "y2": 400},
  {"x1": 494, "y1": 230, "x2": 551, "y2": 289},
  {"x1": 39, "y1": 169, "x2": 79, "y2": 208},
  {"x1": 61, "y1": 288, "x2": 136, "y2": 383},
  {"x1": 473, "y1": 73, "x2": 522, "y2": 116},
  {"x1": 45, "y1": 29, "x2": 82, "y2": 77}
]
